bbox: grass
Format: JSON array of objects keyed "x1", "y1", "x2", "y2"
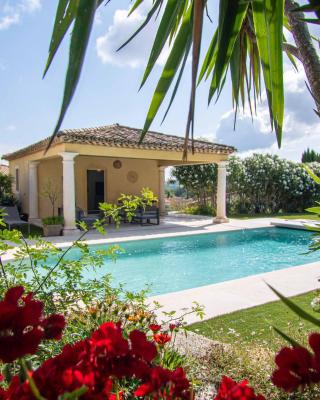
[
  {"x1": 190, "y1": 290, "x2": 320, "y2": 350},
  {"x1": 189, "y1": 291, "x2": 320, "y2": 399},
  {"x1": 230, "y1": 212, "x2": 320, "y2": 220}
]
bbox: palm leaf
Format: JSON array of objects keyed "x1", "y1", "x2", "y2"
[
  {"x1": 267, "y1": 284, "x2": 320, "y2": 328},
  {"x1": 272, "y1": 326, "x2": 302, "y2": 347},
  {"x1": 197, "y1": 30, "x2": 218, "y2": 84},
  {"x1": 304, "y1": 165, "x2": 320, "y2": 184},
  {"x1": 46, "y1": 0, "x2": 98, "y2": 151},
  {"x1": 117, "y1": 0, "x2": 163, "y2": 52},
  {"x1": 140, "y1": 0, "x2": 186, "y2": 89},
  {"x1": 141, "y1": 2, "x2": 194, "y2": 142},
  {"x1": 252, "y1": 0, "x2": 284, "y2": 147},
  {"x1": 128, "y1": 0, "x2": 144, "y2": 16},
  {"x1": 208, "y1": 0, "x2": 249, "y2": 103},
  {"x1": 183, "y1": 0, "x2": 205, "y2": 159},
  {"x1": 161, "y1": 38, "x2": 192, "y2": 124},
  {"x1": 43, "y1": 0, "x2": 79, "y2": 78}
]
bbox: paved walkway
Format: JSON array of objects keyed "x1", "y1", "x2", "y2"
[
  {"x1": 148, "y1": 261, "x2": 320, "y2": 324},
  {"x1": 42, "y1": 215, "x2": 275, "y2": 247}
]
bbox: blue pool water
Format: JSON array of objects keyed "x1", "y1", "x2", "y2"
[{"x1": 68, "y1": 228, "x2": 318, "y2": 296}]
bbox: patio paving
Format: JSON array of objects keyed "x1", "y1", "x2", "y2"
[
  {"x1": 44, "y1": 214, "x2": 275, "y2": 247},
  {"x1": 149, "y1": 261, "x2": 320, "y2": 325}
]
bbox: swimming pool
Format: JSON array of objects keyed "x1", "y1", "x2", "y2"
[{"x1": 64, "y1": 227, "x2": 319, "y2": 296}]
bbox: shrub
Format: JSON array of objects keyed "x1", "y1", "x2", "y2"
[
  {"x1": 42, "y1": 216, "x2": 64, "y2": 225},
  {"x1": 184, "y1": 204, "x2": 215, "y2": 216},
  {"x1": 0, "y1": 173, "x2": 15, "y2": 206}
]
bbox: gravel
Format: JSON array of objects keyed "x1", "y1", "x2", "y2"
[{"x1": 173, "y1": 330, "x2": 228, "y2": 399}]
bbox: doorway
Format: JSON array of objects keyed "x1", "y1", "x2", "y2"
[{"x1": 87, "y1": 170, "x2": 105, "y2": 214}]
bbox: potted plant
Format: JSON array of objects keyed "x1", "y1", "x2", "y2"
[
  {"x1": 41, "y1": 180, "x2": 63, "y2": 237},
  {"x1": 42, "y1": 215, "x2": 64, "y2": 237}
]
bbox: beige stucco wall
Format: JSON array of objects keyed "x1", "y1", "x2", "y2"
[
  {"x1": 6, "y1": 141, "x2": 230, "y2": 219},
  {"x1": 8, "y1": 158, "x2": 29, "y2": 213},
  {"x1": 74, "y1": 156, "x2": 160, "y2": 212},
  {"x1": 9, "y1": 154, "x2": 160, "y2": 218},
  {"x1": 9, "y1": 157, "x2": 63, "y2": 218},
  {"x1": 38, "y1": 158, "x2": 63, "y2": 217}
]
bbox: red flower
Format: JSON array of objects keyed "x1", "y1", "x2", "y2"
[
  {"x1": 214, "y1": 376, "x2": 265, "y2": 400},
  {"x1": 153, "y1": 333, "x2": 171, "y2": 346},
  {"x1": 169, "y1": 323, "x2": 177, "y2": 331},
  {"x1": 5, "y1": 321, "x2": 192, "y2": 400},
  {"x1": 129, "y1": 329, "x2": 157, "y2": 362},
  {"x1": 90, "y1": 322, "x2": 129, "y2": 357},
  {"x1": 134, "y1": 366, "x2": 192, "y2": 399},
  {"x1": 272, "y1": 344, "x2": 320, "y2": 392},
  {"x1": 42, "y1": 314, "x2": 66, "y2": 340},
  {"x1": 0, "y1": 286, "x2": 65, "y2": 363},
  {"x1": 149, "y1": 324, "x2": 161, "y2": 332}
]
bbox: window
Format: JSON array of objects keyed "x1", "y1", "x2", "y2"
[{"x1": 15, "y1": 168, "x2": 19, "y2": 192}]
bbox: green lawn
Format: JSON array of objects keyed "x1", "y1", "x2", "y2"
[
  {"x1": 190, "y1": 290, "x2": 320, "y2": 350},
  {"x1": 230, "y1": 212, "x2": 320, "y2": 220},
  {"x1": 189, "y1": 292, "x2": 320, "y2": 399}
]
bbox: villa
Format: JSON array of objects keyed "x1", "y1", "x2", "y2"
[{"x1": 3, "y1": 124, "x2": 235, "y2": 235}]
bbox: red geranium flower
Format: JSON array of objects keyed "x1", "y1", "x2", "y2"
[
  {"x1": 0, "y1": 286, "x2": 65, "y2": 363},
  {"x1": 215, "y1": 376, "x2": 265, "y2": 400},
  {"x1": 153, "y1": 333, "x2": 171, "y2": 346},
  {"x1": 272, "y1": 342, "x2": 320, "y2": 392},
  {"x1": 129, "y1": 329, "x2": 157, "y2": 362},
  {"x1": 5, "y1": 321, "x2": 192, "y2": 400},
  {"x1": 149, "y1": 324, "x2": 161, "y2": 333},
  {"x1": 169, "y1": 323, "x2": 177, "y2": 331}
]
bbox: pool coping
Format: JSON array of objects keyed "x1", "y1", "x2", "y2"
[
  {"x1": 149, "y1": 260, "x2": 320, "y2": 325},
  {"x1": 3, "y1": 218, "x2": 276, "y2": 261}
]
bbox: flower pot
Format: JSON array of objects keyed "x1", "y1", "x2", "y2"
[{"x1": 43, "y1": 224, "x2": 62, "y2": 237}]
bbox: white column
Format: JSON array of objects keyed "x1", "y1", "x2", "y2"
[
  {"x1": 28, "y1": 161, "x2": 40, "y2": 222},
  {"x1": 159, "y1": 166, "x2": 167, "y2": 216},
  {"x1": 214, "y1": 161, "x2": 229, "y2": 224},
  {"x1": 59, "y1": 152, "x2": 80, "y2": 236}
]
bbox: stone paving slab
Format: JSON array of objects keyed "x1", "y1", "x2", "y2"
[{"x1": 148, "y1": 261, "x2": 320, "y2": 325}]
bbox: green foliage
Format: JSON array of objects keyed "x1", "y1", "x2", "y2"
[
  {"x1": 173, "y1": 154, "x2": 320, "y2": 215},
  {"x1": 41, "y1": 179, "x2": 61, "y2": 217},
  {"x1": 184, "y1": 204, "x2": 214, "y2": 216},
  {"x1": 190, "y1": 290, "x2": 320, "y2": 399},
  {"x1": 42, "y1": 216, "x2": 64, "y2": 225},
  {"x1": 98, "y1": 187, "x2": 158, "y2": 229},
  {"x1": 45, "y1": 1, "x2": 320, "y2": 154},
  {"x1": 228, "y1": 155, "x2": 320, "y2": 214},
  {"x1": 0, "y1": 173, "x2": 15, "y2": 206},
  {"x1": 302, "y1": 148, "x2": 320, "y2": 163},
  {"x1": 172, "y1": 164, "x2": 217, "y2": 207},
  {"x1": 0, "y1": 188, "x2": 204, "y2": 370}
]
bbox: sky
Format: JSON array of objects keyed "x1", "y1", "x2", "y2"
[{"x1": 0, "y1": 0, "x2": 319, "y2": 163}]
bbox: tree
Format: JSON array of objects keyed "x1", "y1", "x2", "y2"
[
  {"x1": 285, "y1": 0, "x2": 320, "y2": 116},
  {"x1": 41, "y1": 179, "x2": 61, "y2": 217},
  {"x1": 171, "y1": 164, "x2": 217, "y2": 206},
  {"x1": 302, "y1": 148, "x2": 320, "y2": 163},
  {"x1": 45, "y1": 1, "x2": 319, "y2": 152},
  {"x1": 0, "y1": 173, "x2": 14, "y2": 206}
]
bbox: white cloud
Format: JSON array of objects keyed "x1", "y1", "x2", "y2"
[
  {"x1": 0, "y1": 0, "x2": 41, "y2": 31},
  {"x1": 0, "y1": 13, "x2": 19, "y2": 30},
  {"x1": 6, "y1": 125, "x2": 16, "y2": 131},
  {"x1": 96, "y1": 1, "x2": 169, "y2": 68},
  {"x1": 213, "y1": 66, "x2": 320, "y2": 161}
]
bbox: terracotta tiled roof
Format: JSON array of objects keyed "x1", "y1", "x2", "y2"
[
  {"x1": 0, "y1": 164, "x2": 9, "y2": 175},
  {"x1": 3, "y1": 124, "x2": 235, "y2": 160}
]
